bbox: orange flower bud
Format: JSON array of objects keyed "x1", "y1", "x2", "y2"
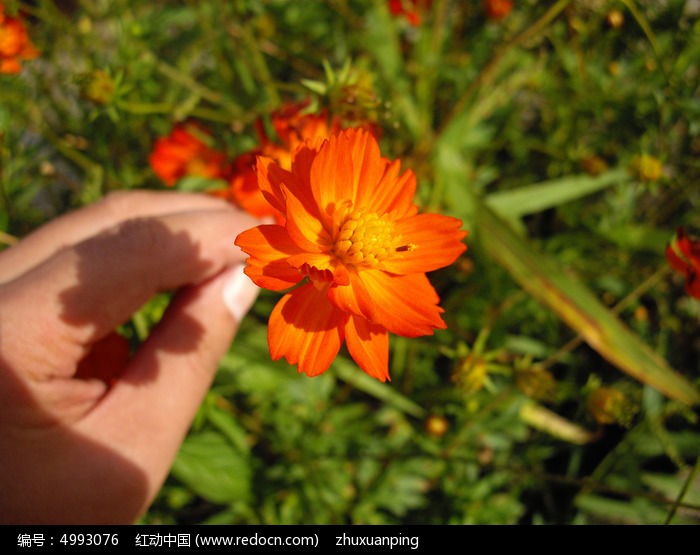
[
  {"x1": 484, "y1": 0, "x2": 513, "y2": 20},
  {"x1": 0, "y1": 5, "x2": 39, "y2": 74}
]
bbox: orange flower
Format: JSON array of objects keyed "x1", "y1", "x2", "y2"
[
  {"x1": 223, "y1": 101, "x2": 343, "y2": 219},
  {"x1": 218, "y1": 151, "x2": 272, "y2": 218},
  {"x1": 264, "y1": 101, "x2": 343, "y2": 170},
  {"x1": 149, "y1": 122, "x2": 227, "y2": 186},
  {"x1": 0, "y1": 5, "x2": 39, "y2": 74},
  {"x1": 483, "y1": 0, "x2": 513, "y2": 20},
  {"x1": 667, "y1": 227, "x2": 700, "y2": 300},
  {"x1": 388, "y1": 0, "x2": 430, "y2": 26},
  {"x1": 235, "y1": 128, "x2": 467, "y2": 381}
]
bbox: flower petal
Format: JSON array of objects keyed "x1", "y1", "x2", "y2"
[
  {"x1": 369, "y1": 159, "x2": 418, "y2": 219},
  {"x1": 328, "y1": 273, "x2": 363, "y2": 316},
  {"x1": 381, "y1": 213, "x2": 468, "y2": 274},
  {"x1": 287, "y1": 252, "x2": 350, "y2": 286},
  {"x1": 667, "y1": 227, "x2": 700, "y2": 300},
  {"x1": 339, "y1": 270, "x2": 446, "y2": 337},
  {"x1": 347, "y1": 129, "x2": 388, "y2": 208},
  {"x1": 316, "y1": 128, "x2": 418, "y2": 220},
  {"x1": 676, "y1": 227, "x2": 700, "y2": 272},
  {"x1": 255, "y1": 155, "x2": 291, "y2": 215},
  {"x1": 225, "y1": 152, "x2": 279, "y2": 219},
  {"x1": 666, "y1": 243, "x2": 689, "y2": 278},
  {"x1": 283, "y1": 184, "x2": 332, "y2": 253},
  {"x1": 310, "y1": 131, "x2": 356, "y2": 221},
  {"x1": 344, "y1": 315, "x2": 390, "y2": 381},
  {"x1": 234, "y1": 225, "x2": 303, "y2": 291},
  {"x1": 687, "y1": 274, "x2": 700, "y2": 299},
  {"x1": 268, "y1": 283, "x2": 346, "y2": 376}
]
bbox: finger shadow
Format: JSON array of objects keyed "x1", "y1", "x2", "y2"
[
  {"x1": 58, "y1": 217, "x2": 216, "y2": 384},
  {"x1": 1, "y1": 216, "x2": 230, "y2": 523}
]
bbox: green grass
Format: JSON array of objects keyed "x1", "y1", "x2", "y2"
[{"x1": 2, "y1": 0, "x2": 699, "y2": 524}]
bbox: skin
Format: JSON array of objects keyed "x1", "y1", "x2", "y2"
[{"x1": 0, "y1": 191, "x2": 260, "y2": 524}]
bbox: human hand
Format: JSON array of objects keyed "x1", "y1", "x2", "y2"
[{"x1": 0, "y1": 191, "x2": 260, "y2": 524}]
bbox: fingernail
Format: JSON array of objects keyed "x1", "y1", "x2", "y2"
[{"x1": 222, "y1": 264, "x2": 259, "y2": 322}]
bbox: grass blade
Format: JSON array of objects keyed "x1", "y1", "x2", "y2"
[
  {"x1": 472, "y1": 198, "x2": 699, "y2": 406},
  {"x1": 486, "y1": 168, "x2": 629, "y2": 218}
]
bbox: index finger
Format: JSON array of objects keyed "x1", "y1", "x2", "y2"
[
  {"x1": 0, "y1": 205, "x2": 258, "y2": 378},
  {"x1": 0, "y1": 191, "x2": 238, "y2": 284}
]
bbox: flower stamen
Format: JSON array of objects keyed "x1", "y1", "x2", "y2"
[{"x1": 333, "y1": 210, "x2": 395, "y2": 268}]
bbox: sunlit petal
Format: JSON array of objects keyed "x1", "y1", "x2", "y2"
[
  {"x1": 310, "y1": 131, "x2": 355, "y2": 221},
  {"x1": 370, "y1": 159, "x2": 418, "y2": 219},
  {"x1": 347, "y1": 129, "x2": 388, "y2": 209},
  {"x1": 328, "y1": 273, "x2": 364, "y2": 316},
  {"x1": 287, "y1": 253, "x2": 350, "y2": 286},
  {"x1": 351, "y1": 270, "x2": 446, "y2": 337},
  {"x1": 255, "y1": 155, "x2": 288, "y2": 214},
  {"x1": 381, "y1": 214, "x2": 468, "y2": 274},
  {"x1": 235, "y1": 225, "x2": 303, "y2": 290},
  {"x1": 268, "y1": 284, "x2": 346, "y2": 376},
  {"x1": 344, "y1": 315, "x2": 390, "y2": 381},
  {"x1": 283, "y1": 184, "x2": 332, "y2": 253}
]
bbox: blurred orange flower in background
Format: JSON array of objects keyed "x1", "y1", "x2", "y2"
[
  {"x1": 221, "y1": 151, "x2": 271, "y2": 218},
  {"x1": 483, "y1": 0, "x2": 513, "y2": 20},
  {"x1": 262, "y1": 100, "x2": 343, "y2": 171},
  {"x1": 388, "y1": 0, "x2": 430, "y2": 26},
  {"x1": 149, "y1": 122, "x2": 228, "y2": 186},
  {"x1": 667, "y1": 227, "x2": 700, "y2": 300},
  {"x1": 0, "y1": 4, "x2": 39, "y2": 74},
  {"x1": 235, "y1": 127, "x2": 467, "y2": 381},
  {"x1": 222, "y1": 101, "x2": 342, "y2": 219}
]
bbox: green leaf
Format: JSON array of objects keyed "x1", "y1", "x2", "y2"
[
  {"x1": 171, "y1": 431, "x2": 251, "y2": 505},
  {"x1": 575, "y1": 494, "x2": 690, "y2": 525},
  {"x1": 594, "y1": 223, "x2": 671, "y2": 253},
  {"x1": 486, "y1": 168, "x2": 630, "y2": 217},
  {"x1": 333, "y1": 357, "x2": 426, "y2": 419},
  {"x1": 642, "y1": 472, "x2": 700, "y2": 510},
  {"x1": 300, "y1": 78, "x2": 328, "y2": 96},
  {"x1": 352, "y1": 458, "x2": 439, "y2": 523},
  {"x1": 470, "y1": 198, "x2": 700, "y2": 406},
  {"x1": 204, "y1": 400, "x2": 251, "y2": 456}
]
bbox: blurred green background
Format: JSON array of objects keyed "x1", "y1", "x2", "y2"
[{"x1": 1, "y1": 0, "x2": 699, "y2": 524}]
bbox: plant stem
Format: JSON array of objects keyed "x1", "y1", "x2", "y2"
[
  {"x1": 540, "y1": 266, "x2": 672, "y2": 371},
  {"x1": 664, "y1": 457, "x2": 700, "y2": 524},
  {"x1": 436, "y1": 0, "x2": 572, "y2": 139}
]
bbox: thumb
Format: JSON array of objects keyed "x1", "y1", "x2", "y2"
[
  {"x1": 74, "y1": 264, "x2": 259, "y2": 518},
  {"x1": 92, "y1": 262, "x2": 259, "y2": 413}
]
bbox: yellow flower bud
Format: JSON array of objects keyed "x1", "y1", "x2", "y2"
[
  {"x1": 587, "y1": 386, "x2": 637, "y2": 427},
  {"x1": 630, "y1": 154, "x2": 663, "y2": 182},
  {"x1": 424, "y1": 415, "x2": 449, "y2": 438}
]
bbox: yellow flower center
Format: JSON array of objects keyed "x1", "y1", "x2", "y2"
[{"x1": 333, "y1": 210, "x2": 395, "y2": 268}]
